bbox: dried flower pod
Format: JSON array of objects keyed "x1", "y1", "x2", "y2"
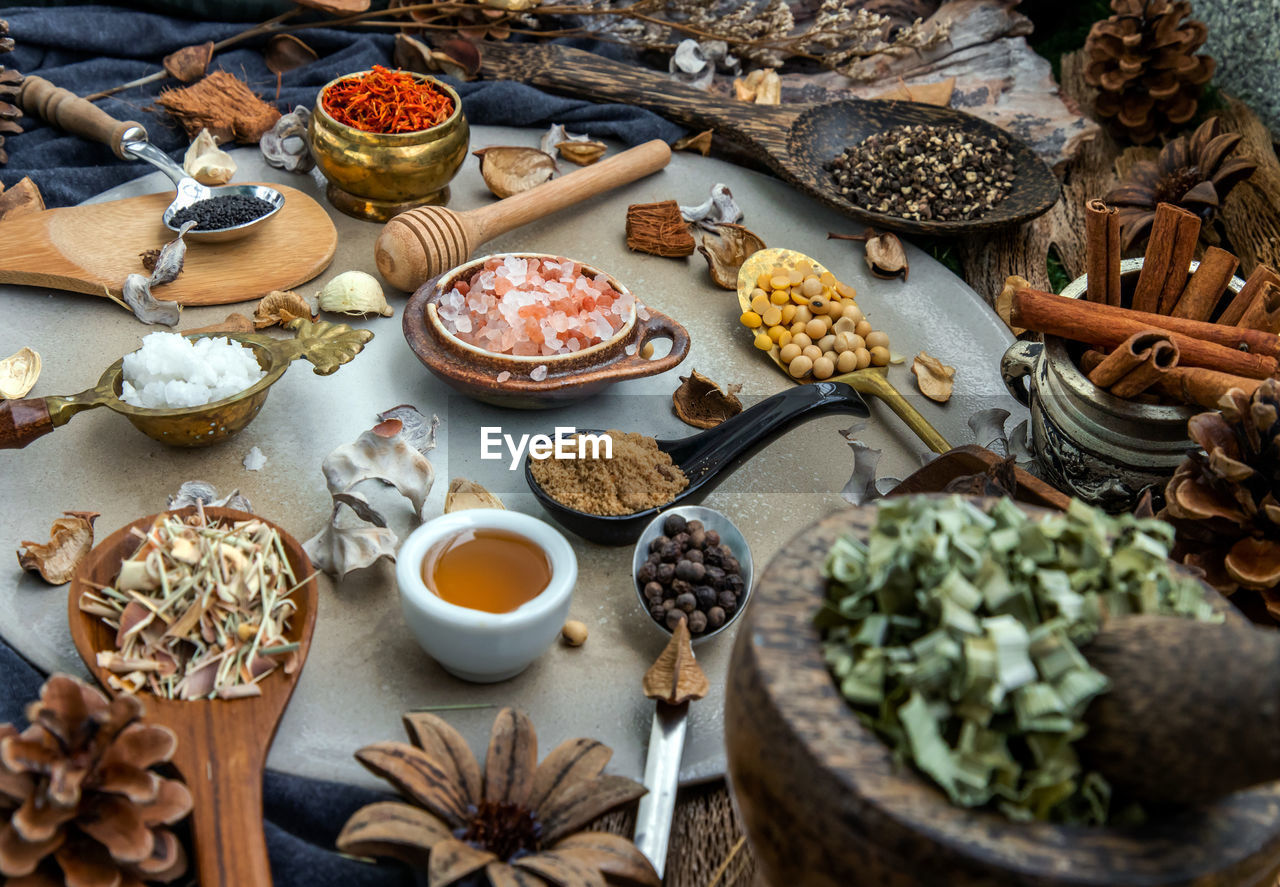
[
  {"x1": 0, "y1": 345, "x2": 40, "y2": 399},
  {"x1": 672, "y1": 369, "x2": 743, "y2": 429},
  {"x1": 395, "y1": 33, "x2": 482, "y2": 81},
  {"x1": 911, "y1": 351, "x2": 956, "y2": 403},
  {"x1": 473, "y1": 146, "x2": 557, "y2": 198},
  {"x1": 183, "y1": 127, "x2": 236, "y2": 185},
  {"x1": 254, "y1": 289, "x2": 313, "y2": 329},
  {"x1": 557, "y1": 139, "x2": 606, "y2": 166},
  {"x1": 17, "y1": 510, "x2": 99, "y2": 584},
  {"x1": 444, "y1": 478, "x2": 505, "y2": 512},
  {"x1": 163, "y1": 41, "x2": 214, "y2": 83},
  {"x1": 642, "y1": 620, "x2": 709, "y2": 704},
  {"x1": 699, "y1": 223, "x2": 766, "y2": 289},
  {"x1": 260, "y1": 106, "x2": 314, "y2": 173}
]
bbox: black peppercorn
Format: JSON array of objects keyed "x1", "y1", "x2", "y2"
[
  {"x1": 687, "y1": 520, "x2": 704, "y2": 533},
  {"x1": 637, "y1": 562, "x2": 657, "y2": 584},
  {"x1": 656, "y1": 563, "x2": 676, "y2": 584},
  {"x1": 726, "y1": 574, "x2": 745, "y2": 594},
  {"x1": 675, "y1": 592, "x2": 697, "y2": 613},
  {"x1": 684, "y1": 549, "x2": 703, "y2": 565},
  {"x1": 660, "y1": 541, "x2": 681, "y2": 562},
  {"x1": 695, "y1": 585, "x2": 717, "y2": 610},
  {"x1": 705, "y1": 566, "x2": 726, "y2": 588},
  {"x1": 689, "y1": 529, "x2": 706, "y2": 549},
  {"x1": 663, "y1": 514, "x2": 687, "y2": 536},
  {"x1": 661, "y1": 599, "x2": 676, "y2": 611},
  {"x1": 704, "y1": 530, "x2": 720, "y2": 547},
  {"x1": 688, "y1": 610, "x2": 708, "y2": 634},
  {"x1": 650, "y1": 605, "x2": 665, "y2": 621},
  {"x1": 665, "y1": 609, "x2": 687, "y2": 630},
  {"x1": 649, "y1": 535, "x2": 669, "y2": 554},
  {"x1": 671, "y1": 578, "x2": 693, "y2": 597},
  {"x1": 707, "y1": 606, "x2": 726, "y2": 629},
  {"x1": 723, "y1": 558, "x2": 740, "y2": 576},
  {"x1": 643, "y1": 581, "x2": 664, "y2": 601},
  {"x1": 718, "y1": 591, "x2": 738, "y2": 614},
  {"x1": 703, "y1": 548, "x2": 723, "y2": 568},
  {"x1": 675, "y1": 560, "x2": 705, "y2": 583}
]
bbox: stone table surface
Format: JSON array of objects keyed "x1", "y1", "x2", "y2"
[{"x1": 0, "y1": 126, "x2": 1025, "y2": 790}]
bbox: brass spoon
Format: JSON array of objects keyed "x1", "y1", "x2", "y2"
[{"x1": 737, "y1": 247, "x2": 951, "y2": 454}]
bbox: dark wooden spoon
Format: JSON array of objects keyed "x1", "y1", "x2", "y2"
[
  {"x1": 479, "y1": 43, "x2": 1061, "y2": 237},
  {"x1": 68, "y1": 506, "x2": 319, "y2": 887}
]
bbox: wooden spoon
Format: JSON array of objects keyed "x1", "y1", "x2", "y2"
[{"x1": 68, "y1": 507, "x2": 319, "y2": 887}]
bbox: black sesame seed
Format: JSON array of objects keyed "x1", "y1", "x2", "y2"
[{"x1": 171, "y1": 194, "x2": 275, "y2": 231}]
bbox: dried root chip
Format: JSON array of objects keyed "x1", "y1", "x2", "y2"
[
  {"x1": 698, "y1": 222, "x2": 765, "y2": 290},
  {"x1": 473, "y1": 146, "x2": 556, "y2": 198},
  {"x1": 733, "y1": 68, "x2": 780, "y2": 104},
  {"x1": 17, "y1": 511, "x2": 99, "y2": 585},
  {"x1": 254, "y1": 289, "x2": 313, "y2": 329},
  {"x1": 0, "y1": 346, "x2": 40, "y2": 399},
  {"x1": 642, "y1": 620, "x2": 709, "y2": 704},
  {"x1": 444, "y1": 478, "x2": 504, "y2": 512},
  {"x1": 672, "y1": 369, "x2": 742, "y2": 429},
  {"x1": 557, "y1": 140, "x2": 606, "y2": 166},
  {"x1": 911, "y1": 351, "x2": 956, "y2": 403}
]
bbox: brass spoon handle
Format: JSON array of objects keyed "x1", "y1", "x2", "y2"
[
  {"x1": 267, "y1": 318, "x2": 375, "y2": 375},
  {"x1": 18, "y1": 75, "x2": 146, "y2": 160},
  {"x1": 837, "y1": 370, "x2": 952, "y2": 454}
]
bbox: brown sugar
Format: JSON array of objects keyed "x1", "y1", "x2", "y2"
[{"x1": 529, "y1": 430, "x2": 689, "y2": 516}]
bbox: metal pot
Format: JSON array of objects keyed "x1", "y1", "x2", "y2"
[{"x1": 1000, "y1": 258, "x2": 1243, "y2": 512}]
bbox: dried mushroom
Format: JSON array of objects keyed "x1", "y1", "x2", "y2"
[
  {"x1": 911, "y1": 351, "x2": 956, "y2": 403},
  {"x1": 255, "y1": 289, "x2": 313, "y2": 328},
  {"x1": 698, "y1": 222, "x2": 766, "y2": 289},
  {"x1": 557, "y1": 140, "x2": 607, "y2": 166},
  {"x1": 182, "y1": 127, "x2": 235, "y2": 185},
  {"x1": 444, "y1": 478, "x2": 504, "y2": 512},
  {"x1": 304, "y1": 491, "x2": 399, "y2": 580},
  {"x1": 474, "y1": 146, "x2": 556, "y2": 198},
  {"x1": 672, "y1": 369, "x2": 742, "y2": 429},
  {"x1": 642, "y1": 620, "x2": 709, "y2": 704},
  {"x1": 17, "y1": 511, "x2": 99, "y2": 585},
  {"x1": 0, "y1": 345, "x2": 40, "y2": 399}
]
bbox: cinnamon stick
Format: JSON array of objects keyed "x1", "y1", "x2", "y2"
[
  {"x1": 1235, "y1": 271, "x2": 1280, "y2": 333},
  {"x1": 1131, "y1": 203, "x2": 1200, "y2": 314},
  {"x1": 1218, "y1": 264, "x2": 1280, "y2": 326},
  {"x1": 1011, "y1": 288, "x2": 1278, "y2": 379},
  {"x1": 1086, "y1": 331, "x2": 1179, "y2": 397},
  {"x1": 1085, "y1": 199, "x2": 1121, "y2": 306},
  {"x1": 1170, "y1": 246, "x2": 1239, "y2": 321},
  {"x1": 1081, "y1": 350, "x2": 1264, "y2": 409}
]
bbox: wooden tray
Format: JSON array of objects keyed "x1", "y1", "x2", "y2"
[{"x1": 0, "y1": 183, "x2": 336, "y2": 305}]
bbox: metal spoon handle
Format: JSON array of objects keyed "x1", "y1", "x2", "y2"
[
  {"x1": 17, "y1": 75, "x2": 146, "y2": 160},
  {"x1": 122, "y1": 138, "x2": 191, "y2": 189},
  {"x1": 634, "y1": 701, "x2": 689, "y2": 879}
]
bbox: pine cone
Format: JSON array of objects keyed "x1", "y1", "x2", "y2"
[
  {"x1": 1105, "y1": 116, "x2": 1257, "y2": 250},
  {"x1": 1084, "y1": 0, "x2": 1215, "y2": 144},
  {"x1": 1159, "y1": 380, "x2": 1280, "y2": 622},
  {"x1": 0, "y1": 675, "x2": 192, "y2": 886},
  {"x1": 0, "y1": 18, "x2": 17, "y2": 166}
]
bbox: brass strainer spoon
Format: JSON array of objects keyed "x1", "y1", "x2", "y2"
[
  {"x1": 737, "y1": 247, "x2": 951, "y2": 454},
  {"x1": 0, "y1": 319, "x2": 372, "y2": 449}
]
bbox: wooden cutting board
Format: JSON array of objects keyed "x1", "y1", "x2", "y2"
[{"x1": 0, "y1": 183, "x2": 336, "y2": 305}]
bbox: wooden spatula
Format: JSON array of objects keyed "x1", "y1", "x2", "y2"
[
  {"x1": 1080, "y1": 614, "x2": 1280, "y2": 807},
  {"x1": 68, "y1": 507, "x2": 319, "y2": 887}
]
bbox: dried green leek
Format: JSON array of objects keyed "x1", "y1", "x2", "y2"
[{"x1": 817, "y1": 495, "x2": 1219, "y2": 825}]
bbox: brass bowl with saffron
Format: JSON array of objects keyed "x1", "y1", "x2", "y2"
[{"x1": 309, "y1": 70, "x2": 469, "y2": 222}]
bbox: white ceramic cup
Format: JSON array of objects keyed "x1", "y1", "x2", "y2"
[{"x1": 396, "y1": 508, "x2": 577, "y2": 683}]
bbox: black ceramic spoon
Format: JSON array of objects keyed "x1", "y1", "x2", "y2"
[
  {"x1": 525, "y1": 381, "x2": 869, "y2": 545},
  {"x1": 479, "y1": 43, "x2": 1061, "y2": 237}
]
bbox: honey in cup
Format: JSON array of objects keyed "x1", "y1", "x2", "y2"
[{"x1": 422, "y1": 527, "x2": 552, "y2": 614}]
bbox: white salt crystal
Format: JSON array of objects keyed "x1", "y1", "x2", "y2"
[
  {"x1": 120, "y1": 332, "x2": 264, "y2": 409},
  {"x1": 530, "y1": 365, "x2": 548, "y2": 381},
  {"x1": 625, "y1": 344, "x2": 638, "y2": 356},
  {"x1": 243, "y1": 446, "x2": 267, "y2": 471},
  {"x1": 637, "y1": 304, "x2": 650, "y2": 321},
  {"x1": 496, "y1": 371, "x2": 512, "y2": 383}
]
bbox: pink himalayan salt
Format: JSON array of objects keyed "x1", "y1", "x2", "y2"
[
  {"x1": 530, "y1": 365, "x2": 548, "y2": 381},
  {"x1": 496, "y1": 371, "x2": 512, "y2": 383},
  {"x1": 437, "y1": 256, "x2": 634, "y2": 357}
]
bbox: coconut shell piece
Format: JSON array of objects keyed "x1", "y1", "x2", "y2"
[
  {"x1": 698, "y1": 223, "x2": 766, "y2": 290},
  {"x1": 473, "y1": 146, "x2": 556, "y2": 199},
  {"x1": 17, "y1": 511, "x2": 99, "y2": 585},
  {"x1": 672, "y1": 369, "x2": 742, "y2": 429},
  {"x1": 642, "y1": 620, "x2": 708, "y2": 705},
  {"x1": 444, "y1": 478, "x2": 505, "y2": 512},
  {"x1": 0, "y1": 345, "x2": 40, "y2": 399},
  {"x1": 911, "y1": 352, "x2": 956, "y2": 403},
  {"x1": 254, "y1": 289, "x2": 314, "y2": 329},
  {"x1": 625, "y1": 200, "x2": 696, "y2": 258}
]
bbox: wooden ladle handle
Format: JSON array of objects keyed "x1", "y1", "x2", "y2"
[
  {"x1": 467, "y1": 139, "x2": 673, "y2": 244},
  {"x1": 17, "y1": 75, "x2": 145, "y2": 159},
  {"x1": 0, "y1": 397, "x2": 55, "y2": 449}
]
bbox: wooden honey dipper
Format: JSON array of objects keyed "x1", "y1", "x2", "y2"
[{"x1": 375, "y1": 138, "x2": 672, "y2": 291}]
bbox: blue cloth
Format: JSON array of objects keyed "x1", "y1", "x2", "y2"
[
  {"x1": 0, "y1": 6, "x2": 683, "y2": 883},
  {"x1": 0, "y1": 5, "x2": 684, "y2": 205}
]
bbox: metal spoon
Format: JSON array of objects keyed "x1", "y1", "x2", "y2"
[{"x1": 17, "y1": 75, "x2": 285, "y2": 243}]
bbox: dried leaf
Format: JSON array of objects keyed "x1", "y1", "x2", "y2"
[
  {"x1": 538, "y1": 773, "x2": 648, "y2": 844},
  {"x1": 642, "y1": 620, "x2": 708, "y2": 704},
  {"x1": 303, "y1": 490, "x2": 398, "y2": 579},
  {"x1": 483, "y1": 707, "x2": 537, "y2": 806},
  {"x1": 335, "y1": 800, "x2": 451, "y2": 867},
  {"x1": 182, "y1": 313, "x2": 255, "y2": 335},
  {"x1": 402, "y1": 712, "x2": 483, "y2": 806},
  {"x1": 672, "y1": 369, "x2": 742, "y2": 429},
  {"x1": 264, "y1": 34, "x2": 317, "y2": 75},
  {"x1": 911, "y1": 351, "x2": 956, "y2": 403},
  {"x1": 17, "y1": 511, "x2": 99, "y2": 585},
  {"x1": 355, "y1": 741, "x2": 469, "y2": 825},
  {"x1": 552, "y1": 834, "x2": 661, "y2": 887},
  {"x1": 474, "y1": 146, "x2": 557, "y2": 199},
  {"x1": 162, "y1": 41, "x2": 213, "y2": 83},
  {"x1": 0, "y1": 346, "x2": 40, "y2": 399},
  {"x1": 254, "y1": 289, "x2": 313, "y2": 329},
  {"x1": 672, "y1": 129, "x2": 712, "y2": 155},
  {"x1": 698, "y1": 222, "x2": 765, "y2": 289},
  {"x1": 557, "y1": 140, "x2": 607, "y2": 166},
  {"x1": 528, "y1": 738, "x2": 612, "y2": 813},
  {"x1": 182, "y1": 127, "x2": 235, "y2": 186},
  {"x1": 444, "y1": 478, "x2": 505, "y2": 513},
  {"x1": 322, "y1": 426, "x2": 435, "y2": 518},
  {"x1": 0, "y1": 176, "x2": 43, "y2": 221}
]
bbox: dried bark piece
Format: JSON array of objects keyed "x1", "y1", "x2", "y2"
[
  {"x1": 911, "y1": 351, "x2": 956, "y2": 403},
  {"x1": 155, "y1": 70, "x2": 282, "y2": 144},
  {"x1": 253, "y1": 289, "x2": 313, "y2": 329},
  {"x1": 17, "y1": 511, "x2": 99, "y2": 585},
  {"x1": 625, "y1": 200, "x2": 695, "y2": 258},
  {"x1": 473, "y1": 147, "x2": 556, "y2": 198},
  {"x1": 672, "y1": 369, "x2": 742, "y2": 429},
  {"x1": 162, "y1": 41, "x2": 213, "y2": 83},
  {"x1": 0, "y1": 176, "x2": 44, "y2": 221},
  {"x1": 870, "y1": 76, "x2": 955, "y2": 106},
  {"x1": 444, "y1": 478, "x2": 504, "y2": 512},
  {"x1": 642, "y1": 620, "x2": 709, "y2": 704},
  {"x1": 0, "y1": 346, "x2": 40, "y2": 399},
  {"x1": 698, "y1": 222, "x2": 766, "y2": 289}
]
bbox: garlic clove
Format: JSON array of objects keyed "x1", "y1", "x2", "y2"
[
  {"x1": 0, "y1": 346, "x2": 41, "y2": 399},
  {"x1": 183, "y1": 127, "x2": 236, "y2": 186},
  {"x1": 316, "y1": 271, "x2": 393, "y2": 317}
]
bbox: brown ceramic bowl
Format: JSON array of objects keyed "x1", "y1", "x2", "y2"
[{"x1": 403, "y1": 252, "x2": 691, "y2": 408}]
